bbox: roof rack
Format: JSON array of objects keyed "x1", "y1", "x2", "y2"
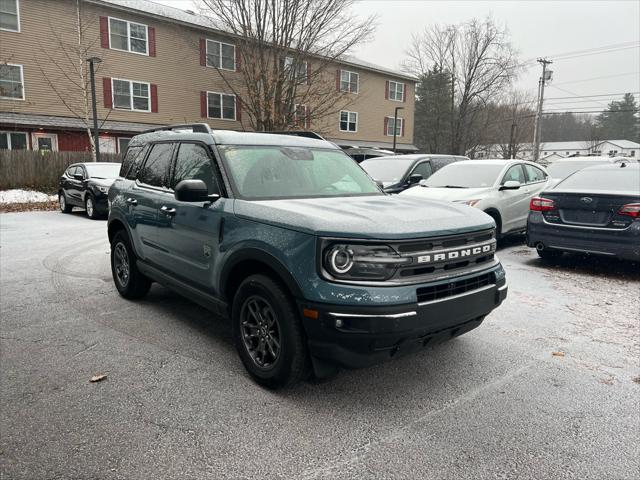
[
  {"x1": 263, "y1": 131, "x2": 325, "y2": 140},
  {"x1": 143, "y1": 123, "x2": 212, "y2": 134}
]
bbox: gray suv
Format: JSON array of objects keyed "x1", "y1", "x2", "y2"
[{"x1": 108, "y1": 124, "x2": 508, "y2": 388}]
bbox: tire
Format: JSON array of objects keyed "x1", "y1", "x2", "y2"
[
  {"x1": 59, "y1": 192, "x2": 72, "y2": 213},
  {"x1": 85, "y1": 194, "x2": 99, "y2": 220},
  {"x1": 110, "y1": 230, "x2": 151, "y2": 299},
  {"x1": 537, "y1": 248, "x2": 563, "y2": 261},
  {"x1": 232, "y1": 274, "x2": 310, "y2": 389}
]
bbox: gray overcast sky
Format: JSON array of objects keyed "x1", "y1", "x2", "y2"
[{"x1": 157, "y1": 0, "x2": 640, "y2": 111}]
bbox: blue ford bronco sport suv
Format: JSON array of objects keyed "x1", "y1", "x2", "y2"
[{"x1": 108, "y1": 124, "x2": 507, "y2": 388}]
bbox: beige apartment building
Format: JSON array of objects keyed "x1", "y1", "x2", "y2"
[{"x1": 0, "y1": 0, "x2": 417, "y2": 154}]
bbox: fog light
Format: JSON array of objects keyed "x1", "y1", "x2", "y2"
[{"x1": 335, "y1": 319, "x2": 344, "y2": 328}]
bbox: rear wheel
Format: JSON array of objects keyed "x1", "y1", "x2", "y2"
[
  {"x1": 110, "y1": 230, "x2": 151, "y2": 299},
  {"x1": 232, "y1": 274, "x2": 310, "y2": 389},
  {"x1": 59, "y1": 192, "x2": 72, "y2": 213}
]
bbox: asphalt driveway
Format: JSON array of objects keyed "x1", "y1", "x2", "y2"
[{"x1": 1, "y1": 211, "x2": 638, "y2": 479}]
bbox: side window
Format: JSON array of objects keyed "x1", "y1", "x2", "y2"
[
  {"x1": 172, "y1": 143, "x2": 220, "y2": 195},
  {"x1": 120, "y1": 145, "x2": 143, "y2": 178},
  {"x1": 524, "y1": 164, "x2": 547, "y2": 183},
  {"x1": 137, "y1": 143, "x2": 174, "y2": 187},
  {"x1": 66, "y1": 166, "x2": 77, "y2": 177},
  {"x1": 502, "y1": 165, "x2": 526, "y2": 184},
  {"x1": 412, "y1": 162, "x2": 433, "y2": 179}
]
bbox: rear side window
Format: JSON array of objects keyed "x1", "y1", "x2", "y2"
[
  {"x1": 172, "y1": 143, "x2": 220, "y2": 195},
  {"x1": 524, "y1": 164, "x2": 547, "y2": 183},
  {"x1": 120, "y1": 145, "x2": 143, "y2": 179},
  {"x1": 138, "y1": 143, "x2": 174, "y2": 187}
]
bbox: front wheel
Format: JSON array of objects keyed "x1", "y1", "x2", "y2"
[
  {"x1": 110, "y1": 230, "x2": 151, "y2": 299},
  {"x1": 85, "y1": 194, "x2": 99, "y2": 219},
  {"x1": 232, "y1": 274, "x2": 310, "y2": 389},
  {"x1": 59, "y1": 192, "x2": 72, "y2": 213}
]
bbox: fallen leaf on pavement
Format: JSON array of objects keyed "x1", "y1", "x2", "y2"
[
  {"x1": 90, "y1": 374, "x2": 107, "y2": 383},
  {"x1": 632, "y1": 376, "x2": 640, "y2": 384},
  {"x1": 552, "y1": 351, "x2": 565, "y2": 357}
]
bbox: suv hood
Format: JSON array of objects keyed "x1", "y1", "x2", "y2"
[
  {"x1": 89, "y1": 178, "x2": 117, "y2": 188},
  {"x1": 401, "y1": 186, "x2": 494, "y2": 202},
  {"x1": 233, "y1": 195, "x2": 494, "y2": 239}
]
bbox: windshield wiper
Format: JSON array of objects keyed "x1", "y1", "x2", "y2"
[{"x1": 433, "y1": 185, "x2": 468, "y2": 188}]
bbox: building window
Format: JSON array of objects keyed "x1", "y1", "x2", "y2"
[
  {"x1": 0, "y1": 0, "x2": 19, "y2": 32},
  {"x1": 0, "y1": 131, "x2": 28, "y2": 150},
  {"x1": 340, "y1": 70, "x2": 359, "y2": 93},
  {"x1": 0, "y1": 63, "x2": 24, "y2": 99},
  {"x1": 206, "y1": 40, "x2": 235, "y2": 70},
  {"x1": 386, "y1": 117, "x2": 403, "y2": 136},
  {"x1": 339, "y1": 111, "x2": 357, "y2": 132},
  {"x1": 388, "y1": 80, "x2": 404, "y2": 101},
  {"x1": 109, "y1": 17, "x2": 148, "y2": 55},
  {"x1": 284, "y1": 56, "x2": 307, "y2": 82},
  {"x1": 112, "y1": 78, "x2": 150, "y2": 112},
  {"x1": 207, "y1": 92, "x2": 236, "y2": 120},
  {"x1": 631, "y1": 150, "x2": 635, "y2": 157}
]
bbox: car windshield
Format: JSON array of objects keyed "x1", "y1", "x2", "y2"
[
  {"x1": 218, "y1": 146, "x2": 381, "y2": 199},
  {"x1": 546, "y1": 161, "x2": 609, "y2": 179},
  {"x1": 360, "y1": 158, "x2": 414, "y2": 185},
  {"x1": 555, "y1": 166, "x2": 640, "y2": 193},
  {"x1": 84, "y1": 163, "x2": 121, "y2": 179},
  {"x1": 423, "y1": 163, "x2": 505, "y2": 188}
]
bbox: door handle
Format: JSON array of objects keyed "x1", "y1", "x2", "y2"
[
  {"x1": 160, "y1": 205, "x2": 176, "y2": 216},
  {"x1": 126, "y1": 197, "x2": 138, "y2": 206}
]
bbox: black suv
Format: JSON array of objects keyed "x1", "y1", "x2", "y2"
[
  {"x1": 59, "y1": 162, "x2": 121, "y2": 219},
  {"x1": 108, "y1": 124, "x2": 507, "y2": 388}
]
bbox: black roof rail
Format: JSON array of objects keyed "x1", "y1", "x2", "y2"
[
  {"x1": 262, "y1": 131, "x2": 326, "y2": 140},
  {"x1": 143, "y1": 123, "x2": 212, "y2": 134}
]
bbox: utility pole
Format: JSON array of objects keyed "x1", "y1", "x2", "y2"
[
  {"x1": 87, "y1": 57, "x2": 102, "y2": 162},
  {"x1": 508, "y1": 123, "x2": 518, "y2": 159},
  {"x1": 532, "y1": 58, "x2": 552, "y2": 162}
]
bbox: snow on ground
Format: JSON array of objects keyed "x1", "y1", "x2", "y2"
[{"x1": 0, "y1": 190, "x2": 58, "y2": 204}]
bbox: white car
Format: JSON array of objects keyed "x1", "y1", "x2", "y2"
[{"x1": 400, "y1": 159, "x2": 551, "y2": 237}]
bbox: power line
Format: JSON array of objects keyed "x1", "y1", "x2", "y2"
[
  {"x1": 546, "y1": 92, "x2": 640, "y2": 100},
  {"x1": 552, "y1": 71, "x2": 640, "y2": 87},
  {"x1": 518, "y1": 41, "x2": 640, "y2": 67}
]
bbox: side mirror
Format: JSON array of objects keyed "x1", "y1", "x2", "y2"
[
  {"x1": 174, "y1": 179, "x2": 218, "y2": 203},
  {"x1": 408, "y1": 173, "x2": 423, "y2": 185},
  {"x1": 73, "y1": 174, "x2": 84, "y2": 181},
  {"x1": 500, "y1": 180, "x2": 521, "y2": 190}
]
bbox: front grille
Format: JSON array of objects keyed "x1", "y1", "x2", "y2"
[
  {"x1": 397, "y1": 230, "x2": 494, "y2": 254},
  {"x1": 416, "y1": 272, "x2": 494, "y2": 303}
]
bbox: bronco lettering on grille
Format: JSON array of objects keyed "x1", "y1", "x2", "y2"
[{"x1": 416, "y1": 243, "x2": 493, "y2": 264}]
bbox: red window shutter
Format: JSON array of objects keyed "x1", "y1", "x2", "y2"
[
  {"x1": 100, "y1": 16, "x2": 109, "y2": 49},
  {"x1": 235, "y1": 47, "x2": 241, "y2": 70},
  {"x1": 385, "y1": 80, "x2": 389, "y2": 100},
  {"x1": 200, "y1": 39, "x2": 206, "y2": 66},
  {"x1": 306, "y1": 63, "x2": 311, "y2": 85},
  {"x1": 150, "y1": 84, "x2": 158, "y2": 113},
  {"x1": 103, "y1": 77, "x2": 112, "y2": 108},
  {"x1": 336, "y1": 70, "x2": 341, "y2": 91},
  {"x1": 384, "y1": 117, "x2": 388, "y2": 136},
  {"x1": 402, "y1": 84, "x2": 406, "y2": 103},
  {"x1": 401, "y1": 119, "x2": 405, "y2": 137},
  {"x1": 200, "y1": 91, "x2": 207, "y2": 117},
  {"x1": 148, "y1": 27, "x2": 156, "y2": 57},
  {"x1": 235, "y1": 96, "x2": 242, "y2": 121}
]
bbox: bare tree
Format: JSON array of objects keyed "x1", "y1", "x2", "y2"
[
  {"x1": 405, "y1": 18, "x2": 520, "y2": 155},
  {"x1": 197, "y1": 0, "x2": 376, "y2": 132},
  {"x1": 36, "y1": 0, "x2": 108, "y2": 160}
]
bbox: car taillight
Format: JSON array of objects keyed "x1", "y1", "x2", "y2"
[
  {"x1": 530, "y1": 197, "x2": 556, "y2": 211},
  {"x1": 618, "y1": 203, "x2": 640, "y2": 218}
]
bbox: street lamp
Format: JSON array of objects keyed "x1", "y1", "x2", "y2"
[
  {"x1": 86, "y1": 56, "x2": 102, "y2": 161},
  {"x1": 392, "y1": 106, "x2": 404, "y2": 154}
]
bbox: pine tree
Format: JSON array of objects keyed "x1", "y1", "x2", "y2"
[
  {"x1": 414, "y1": 67, "x2": 453, "y2": 153},
  {"x1": 596, "y1": 93, "x2": 639, "y2": 142}
]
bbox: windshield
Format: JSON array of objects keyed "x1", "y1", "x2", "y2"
[
  {"x1": 85, "y1": 163, "x2": 121, "y2": 179},
  {"x1": 423, "y1": 163, "x2": 505, "y2": 188},
  {"x1": 556, "y1": 167, "x2": 640, "y2": 193},
  {"x1": 546, "y1": 161, "x2": 609, "y2": 179},
  {"x1": 218, "y1": 146, "x2": 381, "y2": 200},
  {"x1": 360, "y1": 158, "x2": 414, "y2": 185}
]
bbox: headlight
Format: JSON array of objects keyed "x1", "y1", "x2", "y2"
[
  {"x1": 97, "y1": 185, "x2": 109, "y2": 194},
  {"x1": 459, "y1": 199, "x2": 481, "y2": 207},
  {"x1": 322, "y1": 243, "x2": 410, "y2": 281}
]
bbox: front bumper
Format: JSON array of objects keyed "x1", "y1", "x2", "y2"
[
  {"x1": 299, "y1": 274, "x2": 507, "y2": 370},
  {"x1": 527, "y1": 212, "x2": 640, "y2": 261}
]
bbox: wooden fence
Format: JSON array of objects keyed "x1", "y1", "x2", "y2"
[{"x1": 0, "y1": 151, "x2": 121, "y2": 192}]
